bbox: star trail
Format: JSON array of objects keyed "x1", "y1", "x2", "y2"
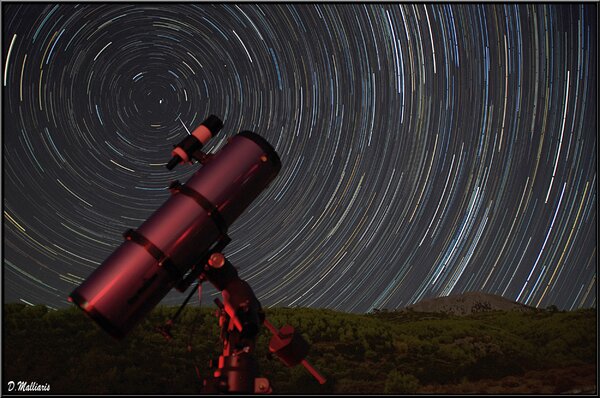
[{"x1": 2, "y1": 3, "x2": 596, "y2": 313}]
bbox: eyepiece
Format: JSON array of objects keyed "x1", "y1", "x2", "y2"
[{"x1": 167, "y1": 155, "x2": 182, "y2": 171}]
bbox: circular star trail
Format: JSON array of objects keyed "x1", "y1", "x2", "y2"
[{"x1": 3, "y1": 4, "x2": 596, "y2": 312}]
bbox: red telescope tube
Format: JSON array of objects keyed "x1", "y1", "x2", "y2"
[{"x1": 69, "y1": 128, "x2": 281, "y2": 339}]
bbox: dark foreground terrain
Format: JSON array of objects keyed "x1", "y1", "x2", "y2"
[{"x1": 2, "y1": 303, "x2": 596, "y2": 394}]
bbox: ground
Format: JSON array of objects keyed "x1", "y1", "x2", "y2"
[{"x1": 418, "y1": 364, "x2": 596, "y2": 394}]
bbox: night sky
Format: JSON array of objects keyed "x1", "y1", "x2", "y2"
[{"x1": 2, "y1": 3, "x2": 597, "y2": 313}]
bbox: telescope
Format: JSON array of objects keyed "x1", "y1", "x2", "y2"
[{"x1": 68, "y1": 115, "x2": 325, "y2": 393}]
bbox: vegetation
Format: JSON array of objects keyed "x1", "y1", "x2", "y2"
[{"x1": 2, "y1": 303, "x2": 596, "y2": 394}]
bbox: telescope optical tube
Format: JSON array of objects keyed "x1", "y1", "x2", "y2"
[{"x1": 69, "y1": 130, "x2": 281, "y2": 338}]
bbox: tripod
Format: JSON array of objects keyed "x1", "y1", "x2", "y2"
[{"x1": 159, "y1": 248, "x2": 326, "y2": 394}]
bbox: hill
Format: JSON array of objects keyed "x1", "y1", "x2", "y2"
[
  {"x1": 2, "y1": 303, "x2": 596, "y2": 394},
  {"x1": 405, "y1": 291, "x2": 536, "y2": 316}
]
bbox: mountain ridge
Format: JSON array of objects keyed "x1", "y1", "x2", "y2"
[{"x1": 404, "y1": 291, "x2": 536, "y2": 316}]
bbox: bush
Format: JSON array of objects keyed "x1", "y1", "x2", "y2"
[{"x1": 384, "y1": 370, "x2": 420, "y2": 393}]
